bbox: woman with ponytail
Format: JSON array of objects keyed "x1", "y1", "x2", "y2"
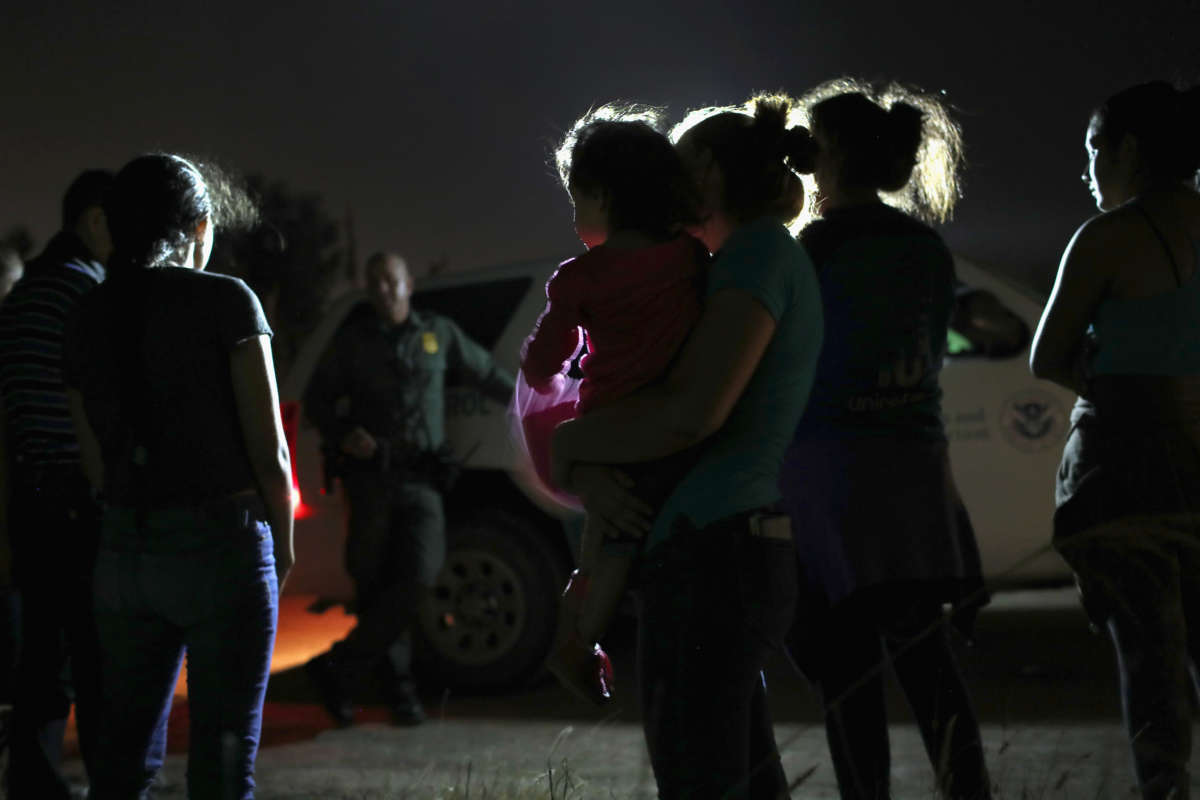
[
  {"x1": 63, "y1": 153, "x2": 293, "y2": 799},
  {"x1": 549, "y1": 94, "x2": 824, "y2": 798},
  {"x1": 782, "y1": 80, "x2": 990, "y2": 800},
  {"x1": 1032, "y1": 81, "x2": 1200, "y2": 799}
]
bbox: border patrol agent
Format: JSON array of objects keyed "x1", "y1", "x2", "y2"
[{"x1": 304, "y1": 252, "x2": 514, "y2": 725}]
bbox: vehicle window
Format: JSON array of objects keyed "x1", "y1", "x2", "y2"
[
  {"x1": 413, "y1": 277, "x2": 533, "y2": 350},
  {"x1": 947, "y1": 286, "x2": 1031, "y2": 359}
]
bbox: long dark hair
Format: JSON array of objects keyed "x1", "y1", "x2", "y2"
[
  {"x1": 103, "y1": 155, "x2": 215, "y2": 497},
  {"x1": 105, "y1": 154, "x2": 213, "y2": 277},
  {"x1": 671, "y1": 94, "x2": 817, "y2": 226},
  {"x1": 1092, "y1": 81, "x2": 1200, "y2": 186}
]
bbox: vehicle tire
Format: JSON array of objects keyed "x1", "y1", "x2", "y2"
[{"x1": 413, "y1": 508, "x2": 566, "y2": 692}]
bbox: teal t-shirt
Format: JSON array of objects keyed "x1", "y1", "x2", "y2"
[{"x1": 647, "y1": 217, "x2": 824, "y2": 550}]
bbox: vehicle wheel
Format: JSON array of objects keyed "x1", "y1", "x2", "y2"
[{"x1": 414, "y1": 509, "x2": 566, "y2": 692}]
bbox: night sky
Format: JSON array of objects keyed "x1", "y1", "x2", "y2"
[{"x1": 4, "y1": 1, "x2": 1198, "y2": 291}]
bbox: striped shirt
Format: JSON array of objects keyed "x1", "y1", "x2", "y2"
[{"x1": 0, "y1": 232, "x2": 105, "y2": 469}]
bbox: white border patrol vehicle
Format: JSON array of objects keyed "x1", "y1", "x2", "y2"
[{"x1": 278, "y1": 254, "x2": 1073, "y2": 692}]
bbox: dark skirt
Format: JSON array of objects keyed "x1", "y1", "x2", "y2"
[
  {"x1": 1052, "y1": 376, "x2": 1200, "y2": 628},
  {"x1": 1054, "y1": 376, "x2": 1200, "y2": 541},
  {"x1": 779, "y1": 436, "x2": 985, "y2": 609}
]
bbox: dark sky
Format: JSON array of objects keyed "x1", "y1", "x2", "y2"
[{"x1": 4, "y1": 0, "x2": 1198, "y2": 290}]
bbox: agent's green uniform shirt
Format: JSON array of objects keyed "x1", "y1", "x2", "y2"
[
  {"x1": 305, "y1": 306, "x2": 515, "y2": 456},
  {"x1": 648, "y1": 217, "x2": 824, "y2": 550}
]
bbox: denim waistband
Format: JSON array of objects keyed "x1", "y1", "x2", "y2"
[{"x1": 101, "y1": 493, "x2": 269, "y2": 554}]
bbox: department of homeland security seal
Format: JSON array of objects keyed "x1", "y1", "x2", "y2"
[{"x1": 998, "y1": 388, "x2": 1068, "y2": 453}]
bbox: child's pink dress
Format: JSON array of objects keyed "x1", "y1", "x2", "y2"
[{"x1": 511, "y1": 236, "x2": 705, "y2": 506}]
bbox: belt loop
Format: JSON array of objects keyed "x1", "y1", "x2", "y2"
[{"x1": 746, "y1": 510, "x2": 793, "y2": 542}]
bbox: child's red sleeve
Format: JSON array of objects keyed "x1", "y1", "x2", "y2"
[{"x1": 520, "y1": 266, "x2": 583, "y2": 390}]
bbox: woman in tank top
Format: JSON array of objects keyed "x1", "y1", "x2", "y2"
[{"x1": 1031, "y1": 81, "x2": 1200, "y2": 799}]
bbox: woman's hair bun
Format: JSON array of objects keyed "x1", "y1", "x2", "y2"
[
  {"x1": 750, "y1": 97, "x2": 790, "y2": 139},
  {"x1": 796, "y1": 78, "x2": 964, "y2": 224},
  {"x1": 1095, "y1": 81, "x2": 1200, "y2": 184},
  {"x1": 747, "y1": 97, "x2": 817, "y2": 175},
  {"x1": 671, "y1": 94, "x2": 810, "y2": 225},
  {"x1": 784, "y1": 125, "x2": 818, "y2": 174}
]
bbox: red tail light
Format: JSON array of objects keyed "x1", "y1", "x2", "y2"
[{"x1": 280, "y1": 400, "x2": 312, "y2": 520}]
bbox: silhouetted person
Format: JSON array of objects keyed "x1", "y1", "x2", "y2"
[
  {"x1": 0, "y1": 241, "x2": 23, "y2": 736},
  {"x1": 0, "y1": 244, "x2": 22, "y2": 300},
  {"x1": 1032, "y1": 81, "x2": 1200, "y2": 800},
  {"x1": 515, "y1": 107, "x2": 706, "y2": 705},
  {"x1": 304, "y1": 252, "x2": 514, "y2": 726},
  {"x1": 64, "y1": 153, "x2": 294, "y2": 799},
  {"x1": 0, "y1": 169, "x2": 113, "y2": 799},
  {"x1": 781, "y1": 81, "x2": 990, "y2": 800},
  {"x1": 552, "y1": 94, "x2": 823, "y2": 799}
]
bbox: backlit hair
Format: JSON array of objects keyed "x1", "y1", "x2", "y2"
[
  {"x1": 793, "y1": 78, "x2": 965, "y2": 225},
  {"x1": 669, "y1": 93, "x2": 817, "y2": 229},
  {"x1": 554, "y1": 103, "x2": 701, "y2": 239}
]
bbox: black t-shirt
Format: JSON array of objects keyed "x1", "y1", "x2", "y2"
[{"x1": 64, "y1": 267, "x2": 272, "y2": 507}]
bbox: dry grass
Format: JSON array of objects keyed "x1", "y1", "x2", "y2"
[
  {"x1": 52, "y1": 712, "x2": 1152, "y2": 798},
  {"x1": 125, "y1": 723, "x2": 1142, "y2": 799}
]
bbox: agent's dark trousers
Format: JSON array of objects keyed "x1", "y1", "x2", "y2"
[
  {"x1": 6, "y1": 470, "x2": 104, "y2": 800},
  {"x1": 637, "y1": 511, "x2": 797, "y2": 799},
  {"x1": 89, "y1": 500, "x2": 278, "y2": 800},
  {"x1": 335, "y1": 473, "x2": 444, "y2": 687},
  {"x1": 795, "y1": 594, "x2": 990, "y2": 800}
]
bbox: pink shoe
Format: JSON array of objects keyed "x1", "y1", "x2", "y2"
[
  {"x1": 593, "y1": 643, "x2": 614, "y2": 701},
  {"x1": 547, "y1": 572, "x2": 615, "y2": 705},
  {"x1": 547, "y1": 630, "x2": 615, "y2": 705}
]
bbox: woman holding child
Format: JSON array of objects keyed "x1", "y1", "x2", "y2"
[{"x1": 548, "y1": 95, "x2": 824, "y2": 798}]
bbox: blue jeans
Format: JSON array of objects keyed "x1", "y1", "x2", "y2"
[{"x1": 90, "y1": 497, "x2": 279, "y2": 800}]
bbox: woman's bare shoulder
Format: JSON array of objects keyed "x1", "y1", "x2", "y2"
[
  {"x1": 1066, "y1": 206, "x2": 1146, "y2": 270},
  {"x1": 1076, "y1": 204, "x2": 1146, "y2": 241}
]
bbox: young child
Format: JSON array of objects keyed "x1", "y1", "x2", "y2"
[{"x1": 514, "y1": 107, "x2": 706, "y2": 704}]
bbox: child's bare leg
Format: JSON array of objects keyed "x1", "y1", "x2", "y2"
[
  {"x1": 546, "y1": 516, "x2": 617, "y2": 704},
  {"x1": 578, "y1": 514, "x2": 603, "y2": 573},
  {"x1": 556, "y1": 515, "x2": 604, "y2": 640},
  {"x1": 576, "y1": 545, "x2": 634, "y2": 644}
]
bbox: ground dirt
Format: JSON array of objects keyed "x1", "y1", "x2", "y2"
[{"x1": 56, "y1": 590, "x2": 1196, "y2": 798}]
